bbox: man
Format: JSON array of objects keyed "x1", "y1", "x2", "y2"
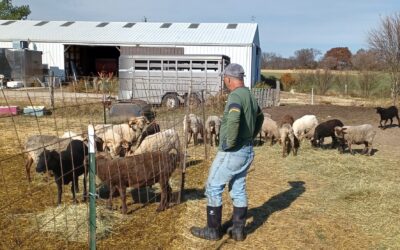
[{"x1": 190, "y1": 63, "x2": 264, "y2": 241}]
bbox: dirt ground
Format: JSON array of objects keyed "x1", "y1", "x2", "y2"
[{"x1": 264, "y1": 104, "x2": 400, "y2": 157}]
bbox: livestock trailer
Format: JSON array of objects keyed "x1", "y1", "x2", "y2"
[{"x1": 118, "y1": 54, "x2": 230, "y2": 108}]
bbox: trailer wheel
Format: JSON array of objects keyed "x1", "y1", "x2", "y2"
[{"x1": 162, "y1": 93, "x2": 180, "y2": 109}]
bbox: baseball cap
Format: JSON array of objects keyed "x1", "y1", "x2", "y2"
[{"x1": 220, "y1": 63, "x2": 245, "y2": 80}]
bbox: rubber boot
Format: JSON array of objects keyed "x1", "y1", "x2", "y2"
[
  {"x1": 227, "y1": 206, "x2": 247, "y2": 241},
  {"x1": 190, "y1": 206, "x2": 222, "y2": 241}
]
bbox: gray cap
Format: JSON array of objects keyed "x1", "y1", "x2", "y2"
[{"x1": 220, "y1": 63, "x2": 245, "y2": 80}]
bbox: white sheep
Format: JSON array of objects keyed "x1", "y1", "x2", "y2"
[
  {"x1": 205, "y1": 115, "x2": 222, "y2": 146},
  {"x1": 183, "y1": 114, "x2": 204, "y2": 145},
  {"x1": 293, "y1": 115, "x2": 318, "y2": 140},
  {"x1": 131, "y1": 129, "x2": 181, "y2": 155},
  {"x1": 334, "y1": 124, "x2": 376, "y2": 155},
  {"x1": 260, "y1": 116, "x2": 280, "y2": 145},
  {"x1": 95, "y1": 116, "x2": 148, "y2": 157}
]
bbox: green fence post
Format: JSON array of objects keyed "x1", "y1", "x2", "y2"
[{"x1": 88, "y1": 124, "x2": 96, "y2": 250}]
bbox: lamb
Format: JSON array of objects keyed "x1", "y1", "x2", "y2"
[
  {"x1": 375, "y1": 106, "x2": 399, "y2": 129},
  {"x1": 259, "y1": 116, "x2": 280, "y2": 145},
  {"x1": 279, "y1": 123, "x2": 297, "y2": 157},
  {"x1": 95, "y1": 116, "x2": 148, "y2": 157},
  {"x1": 36, "y1": 140, "x2": 88, "y2": 205},
  {"x1": 293, "y1": 115, "x2": 318, "y2": 140},
  {"x1": 311, "y1": 119, "x2": 344, "y2": 148},
  {"x1": 205, "y1": 116, "x2": 221, "y2": 146},
  {"x1": 279, "y1": 114, "x2": 295, "y2": 127},
  {"x1": 334, "y1": 124, "x2": 376, "y2": 155},
  {"x1": 95, "y1": 150, "x2": 181, "y2": 214},
  {"x1": 183, "y1": 114, "x2": 204, "y2": 145}
]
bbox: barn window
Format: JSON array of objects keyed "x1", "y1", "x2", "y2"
[
  {"x1": 188, "y1": 23, "x2": 199, "y2": 29},
  {"x1": 226, "y1": 23, "x2": 238, "y2": 29},
  {"x1": 160, "y1": 23, "x2": 172, "y2": 28},
  {"x1": 123, "y1": 22, "x2": 136, "y2": 28},
  {"x1": 61, "y1": 21, "x2": 74, "y2": 27},
  {"x1": 97, "y1": 22, "x2": 109, "y2": 27},
  {"x1": 35, "y1": 21, "x2": 49, "y2": 26},
  {"x1": 1, "y1": 20, "x2": 16, "y2": 25}
]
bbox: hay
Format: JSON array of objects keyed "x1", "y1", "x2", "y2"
[{"x1": 32, "y1": 204, "x2": 123, "y2": 242}]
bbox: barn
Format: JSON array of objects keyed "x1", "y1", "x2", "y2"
[{"x1": 0, "y1": 20, "x2": 261, "y2": 88}]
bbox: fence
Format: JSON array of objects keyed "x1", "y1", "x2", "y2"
[
  {"x1": 0, "y1": 76, "x2": 226, "y2": 249},
  {"x1": 251, "y1": 87, "x2": 280, "y2": 108}
]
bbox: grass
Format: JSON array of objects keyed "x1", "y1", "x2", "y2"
[{"x1": 261, "y1": 69, "x2": 393, "y2": 99}]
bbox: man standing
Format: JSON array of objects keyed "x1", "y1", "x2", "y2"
[{"x1": 190, "y1": 63, "x2": 264, "y2": 241}]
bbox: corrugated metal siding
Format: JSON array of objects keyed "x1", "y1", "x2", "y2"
[
  {"x1": 0, "y1": 21, "x2": 258, "y2": 46},
  {"x1": 183, "y1": 46, "x2": 254, "y2": 87}
]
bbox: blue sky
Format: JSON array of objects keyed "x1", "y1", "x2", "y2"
[{"x1": 13, "y1": 0, "x2": 399, "y2": 57}]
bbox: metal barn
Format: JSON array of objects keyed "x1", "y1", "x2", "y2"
[{"x1": 0, "y1": 20, "x2": 261, "y2": 88}]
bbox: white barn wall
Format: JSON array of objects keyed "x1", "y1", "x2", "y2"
[
  {"x1": 182, "y1": 45, "x2": 254, "y2": 88},
  {"x1": 32, "y1": 43, "x2": 65, "y2": 78}
]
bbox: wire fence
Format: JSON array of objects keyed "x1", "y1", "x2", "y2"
[{"x1": 0, "y1": 76, "x2": 227, "y2": 249}]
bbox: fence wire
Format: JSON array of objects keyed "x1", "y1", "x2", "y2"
[{"x1": 0, "y1": 76, "x2": 229, "y2": 249}]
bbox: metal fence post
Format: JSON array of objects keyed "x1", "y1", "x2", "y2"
[{"x1": 88, "y1": 124, "x2": 96, "y2": 250}]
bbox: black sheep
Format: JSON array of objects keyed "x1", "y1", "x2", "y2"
[
  {"x1": 311, "y1": 119, "x2": 344, "y2": 148},
  {"x1": 36, "y1": 140, "x2": 88, "y2": 205},
  {"x1": 375, "y1": 106, "x2": 399, "y2": 129}
]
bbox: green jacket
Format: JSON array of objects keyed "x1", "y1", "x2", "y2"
[{"x1": 219, "y1": 87, "x2": 264, "y2": 151}]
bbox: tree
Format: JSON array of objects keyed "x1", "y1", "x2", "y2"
[
  {"x1": 312, "y1": 69, "x2": 335, "y2": 95},
  {"x1": 368, "y1": 12, "x2": 400, "y2": 105},
  {"x1": 322, "y1": 47, "x2": 352, "y2": 70},
  {"x1": 294, "y1": 48, "x2": 320, "y2": 69},
  {"x1": 351, "y1": 49, "x2": 381, "y2": 71},
  {"x1": 0, "y1": 0, "x2": 30, "y2": 20}
]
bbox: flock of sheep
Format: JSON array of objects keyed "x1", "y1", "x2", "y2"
[{"x1": 21, "y1": 105, "x2": 399, "y2": 213}]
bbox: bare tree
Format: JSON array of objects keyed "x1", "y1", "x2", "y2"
[
  {"x1": 294, "y1": 48, "x2": 320, "y2": 69},
  {"x1": 368, "y1": 13, "x2": 400, "y2": 105}
]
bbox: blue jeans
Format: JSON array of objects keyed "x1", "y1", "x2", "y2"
[{"x1": 205, "y1": 145, "x2": 254, "y2": 208}]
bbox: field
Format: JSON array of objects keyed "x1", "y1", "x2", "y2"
[{"x1": 0, "y1": 94, "x2": 399, "y2": 249}]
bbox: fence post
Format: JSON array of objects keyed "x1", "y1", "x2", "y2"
[
  {"x1": 275, "y1": 80, "x2": 280, "y2": 106},
  {"x1": 201, "y1": 90, "x2": 208, "y2": 160},
  {"x1": 88, "y1": 124, "x2": 96, "y2": 250},
  {"x1": 311, "y1": 88, "x2": 314, "y2": 105},
  {"x1": 49, "y1": 72, "x2": 55, "y2": 110}
]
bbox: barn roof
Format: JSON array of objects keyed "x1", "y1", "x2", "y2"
[{"x1": 0, "y1": 20, "x2": 259, "y2": 46}]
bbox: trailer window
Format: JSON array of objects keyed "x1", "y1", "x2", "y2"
[
  {"x1": 134, "y1": 60, "x2": 148, "y2": 71},
  {"x1": 206, "y1": 60, "x2": 219, "y2": 72},
  {"x1": 149, "y1": 60, "x2": 161, "y2": 71},
  {"x1": 163, "y1": 60, "x2": 176, "y2": 71},
  {"x1": 177, "y1": 60, "x2": 190, "y2": 71},
  {"x1": 192, "y1": 61, "x2": 205, "y2": 71}
]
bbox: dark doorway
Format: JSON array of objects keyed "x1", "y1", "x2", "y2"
[{"x1": 64, "y1": 45, "x2": 120, "y2": 80}]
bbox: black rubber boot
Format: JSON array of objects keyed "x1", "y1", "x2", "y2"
[
  {"x1": 227, "y1": 206, "x2": 247, "y2": 241},
  {"x1": 190, "y1": 206, "x2": 222, "y2": 241}
]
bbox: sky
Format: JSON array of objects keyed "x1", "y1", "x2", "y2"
[{"x1": 13, "y1": 0, "x2": 400, "y2": 58}]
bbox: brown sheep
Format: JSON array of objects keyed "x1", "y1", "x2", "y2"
[
  {"x1": 95, "y1": 150, "x2": 181, "y2": 214},
  {"x1": 279, "y1": 114, "x2": 295, "y2": 127}
]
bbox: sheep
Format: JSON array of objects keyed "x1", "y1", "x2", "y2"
[
  {"x1": 24, "y1": 135, "x2": 70, "y2": 182},
  {"x1": 135, "y1": 121, "x2": 161, "y2": 149},
  {"x1": 259, "y1": 116, "x2": 280, "y2": 145},
  {"x1": 279, "y1": 123, "x2": 297, "y2": 157},
  {"x1": 128, "y1": 129, "x2": 181, "y2": 156},
  {"x1": 61, "y1": 131, "x2": 84, "y2": 141},
  {"x1": 375, "y1": 106, "x2": 399, "y2": 129},
  {"x1": 183, "y1": 114, "x2": 204, "y2": 145},
  {"x1": 95, "y1": 116, "x2": 148, "y2": 157},
  {"x1": 205, "y1": 116, "x2": 221, "y2": 146},
  {"x1": 311, "y1": 119, "x2": 344, "y2": 148},
  {"x1": 36, "y1": 140, "x2": 88, "y2": 205},
  {"x1": 95, "y1": 149, "x2": 181, "y2": 214},
  {"x1": 293, "y1": 115, "x2": 318, "y2": 140},
  {"x1": 279, "y1": 114, "x2": 295, "y2": 127},
  {"x1": 334, "y1": 124, "x2": 376, "y2": 155}
]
